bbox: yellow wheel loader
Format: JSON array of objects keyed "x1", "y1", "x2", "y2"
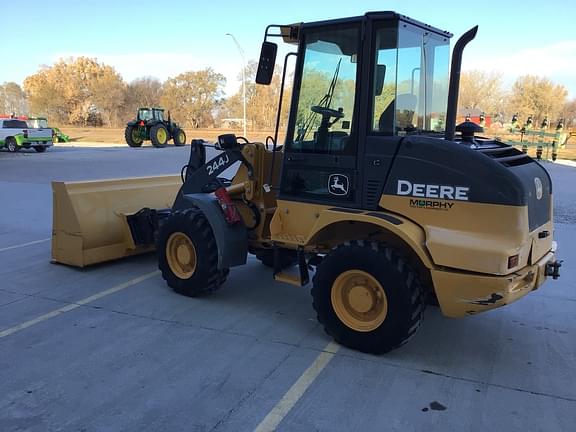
[{"x1": 51, "y1": 12, "x2": 562, "y2": 354}]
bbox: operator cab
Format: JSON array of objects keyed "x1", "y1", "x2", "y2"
[
  {"x1": 258, "y1": 12, "x2": 452, "y2": 209},
  {"x1": 138, "y1": 108, "x2": 165, "y2": 122}
]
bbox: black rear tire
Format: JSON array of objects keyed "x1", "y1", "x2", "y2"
[
  {"x1": 173, "y1": 128, "x2": 186, "y2": 146},
  {"x1": 34, "y1": 146, "x2": 47, "y2": 153},
  {"x1": 312, "y1": 241, "x2": 425, "y2": 354},
  {"x1": 150, "y1": 124, "x2": 168, "y2": 148},
  {"x1": 125, "y1": 125, "x2": 144, "y2": 147},
  {"x1": 157, "y1": 209, "x2": 228, "y2": 297}
]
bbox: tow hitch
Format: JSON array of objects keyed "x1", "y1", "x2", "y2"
[{"x1": 545, "y1": 260, "x2": 562, "y2": 280}]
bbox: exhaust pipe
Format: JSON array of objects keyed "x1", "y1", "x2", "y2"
[{"x1": 444, "y1": 25, "x2": 478, "y2": 141}]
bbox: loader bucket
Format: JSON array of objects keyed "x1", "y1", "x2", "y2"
[{"x1": 52, "y1": 175, "x2": 181, "y2": 267}]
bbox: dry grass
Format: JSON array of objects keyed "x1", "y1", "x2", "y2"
[
  {"x1": 59, "y1": 126, "x2": 576, "y2": 160},
  {"x1": 59, "y1": 126, "x2": 283, "y2": 144}
]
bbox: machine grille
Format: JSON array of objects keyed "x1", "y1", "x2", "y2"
[{"x1": 364, "y1": 179, "x2": 382, "y2": 208}]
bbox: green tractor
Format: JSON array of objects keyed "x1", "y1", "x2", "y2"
[{"x1": 125, "y1": 107, "x2": 186, "y2": 148}]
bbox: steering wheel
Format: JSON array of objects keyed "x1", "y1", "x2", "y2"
[{"x1": 311, "y1": 105, "x2": 345, "y2": 120}]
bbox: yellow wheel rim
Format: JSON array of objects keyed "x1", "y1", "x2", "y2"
[
  {"x1": 166, "y1": 232, "x2": 197, "y2": 279},
  {"x1": 131, "y1": 129, "x2": 142, "y2": 143},
  {"x1": 331, "y1": 270, "x2": 388, "y2": 332},
  {"x1": 179, "y1": 131, "x2": 185, "y2": 142},
  {"x1": 156, "y1": 127, "x2": 167, "y2": 144}
]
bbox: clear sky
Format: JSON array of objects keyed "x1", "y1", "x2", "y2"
[{"x1": 1, "y1": 0, "x2": 574, "y2": 97}]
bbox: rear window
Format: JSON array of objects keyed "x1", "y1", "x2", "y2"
[{"x1": 3, "y1": 120, "x2": 28, "y2": 129}]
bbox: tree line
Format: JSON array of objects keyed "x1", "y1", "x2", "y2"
[
  {"x1": 1, "y1": 56, "x2": 574, "y2": 130},
  {"x1": 459, "y1": 71, "x2": 575, "y2": 128},
  {"x1": 0, "y1": 57, "x2": 287, "y2": 129}
]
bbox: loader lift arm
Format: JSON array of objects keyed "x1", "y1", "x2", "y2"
[{"x1": 126, "y1": 136, "x2": 252, "y2": 253}]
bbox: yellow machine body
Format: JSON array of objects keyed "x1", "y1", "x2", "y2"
[{"x1": 50, "y1": 142, "x2": 556, "y2": 318}]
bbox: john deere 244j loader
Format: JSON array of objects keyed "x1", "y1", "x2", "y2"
[{"x1": 52, "y1": 11, "x2": 561, "y2": 354}]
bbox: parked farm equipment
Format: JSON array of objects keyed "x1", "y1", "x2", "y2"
[{"x1": 125, "y1": 108, "x2": 186, "y2": 148}]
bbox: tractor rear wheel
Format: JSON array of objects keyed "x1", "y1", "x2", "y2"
[
  {"x1": 157, "y1": 209, "x2": 228, "y2": 297},
  {"x1": 125, "y1": 126, "x2": 143, "y2": 147},
  {"x1": 173, "y1": 128, "x2": 186, "y2": 146},
  {"x1": 312, "y1": 241, "x2": 425, "y2": 354},
  {"x1": 150, "y1": 124, "x2": 168, "y2": 148}
]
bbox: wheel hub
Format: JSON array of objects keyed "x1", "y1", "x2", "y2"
[
  {"x1": 331, "y1": 270, "x2": 388, "y2": 332},
  {"x1": 348, "y1": 285, "x2": 374, "y2": 313},
  {"x1": 166, "y1": 232, "x2": 197, "y2": 279},
  {"x1": 132, "y1": 129, "x2": 142, "y2": 143}
]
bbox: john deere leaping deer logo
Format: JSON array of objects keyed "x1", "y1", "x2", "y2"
[{"x1": 328, "y1": 174, "x2": 349, "y2": 196}]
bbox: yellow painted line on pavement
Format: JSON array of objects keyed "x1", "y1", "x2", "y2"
[
  {"x1": 254, "y1": 341, "x2": 340, "y2": 432},
  {"x1": 0, "y1": 238, "x2": 51, "y2": 253},
  {"x1": 0, "y1": 270, "x2": 160, "y2": 339}
]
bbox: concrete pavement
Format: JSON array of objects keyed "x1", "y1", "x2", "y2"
[{"x1": 0, "y1": 146, "x2": 574, "y2": 431}]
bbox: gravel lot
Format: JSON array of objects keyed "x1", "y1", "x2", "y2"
[{"x1": 1, "y1": 145, "x2": 574, "y2": 431}]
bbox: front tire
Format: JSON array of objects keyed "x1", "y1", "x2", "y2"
[
  {"x1": 312, "y1": 241, "x2": 425, "y2": 354},
  {"x1": 173, "y1": 128, "x2": 186, "y2": 146},
  {"x1": 157, "y1": 209, "x2": 228, "y2": 297},
  {"x1": 150, "y1": 124, "x2": 168, "y2": 148},
  {"x1": 125, "y1": 125, "x2": 143, "y2": 147}
]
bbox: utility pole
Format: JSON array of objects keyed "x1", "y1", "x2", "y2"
[{"x1": 226, "y1": 33, "x2": 247, "y2": 137}]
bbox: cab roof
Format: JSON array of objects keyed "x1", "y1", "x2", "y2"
[{"x1": 301, "y1": 11, "x2": 452, "y2": 38}]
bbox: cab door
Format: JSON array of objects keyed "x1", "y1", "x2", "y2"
[{"x1": 279, "y1": 23, "x2": 362, "y2": 208}]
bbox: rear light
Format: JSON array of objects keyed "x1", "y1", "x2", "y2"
[
  {"x1": 139, "y1": 121, "x2": 145, "y2": 126},
  {"x1": 508, "y1": 254, "x2": 519, "y2": 269},
  {"x1": 215, "y1": 187, "x2": 241, "y2": 224}
]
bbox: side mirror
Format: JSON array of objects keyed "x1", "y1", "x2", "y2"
[
  {"x1": 256, "y1": 41, "x2": 278, "y2": 85},
  {"x1": 375, "y1": 65, "x2": 386, "y2": 96}
]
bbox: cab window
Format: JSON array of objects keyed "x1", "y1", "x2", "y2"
[{"x1": 288, "y1": 26, "x2": 360, "y2": 155}]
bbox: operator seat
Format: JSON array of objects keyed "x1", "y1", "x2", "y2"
[{"x1": 378, "y1": 93, "x2": 418, "y2": 133}]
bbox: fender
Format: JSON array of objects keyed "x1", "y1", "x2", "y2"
[
  {"x1": 174, "y1": 192, "x2": 248, "y2": 269},
  {"x1": 270, "y1": 200, "x2": 434, "y2": 269},
  {"x1": 309, "y1": 207, "x2": 434, "y2": 269},
  {"x1": 14, "y1": 134, "x2": 25, "y2": 147}
]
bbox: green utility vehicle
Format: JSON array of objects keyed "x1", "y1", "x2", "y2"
[
  {"x1": 0, "y1": 118, "x2": 53, "y2": 152},
  {"x1": 125, "y1": 108, "x2": 186, "y2": 148}
]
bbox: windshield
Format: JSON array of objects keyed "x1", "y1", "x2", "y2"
[
  {"x1": 288, "y1": 25, "x2": 360, "y2": 154},
  {"x1": 139, "y1": 109, "x2": 153, "y2": 121},
  {"x1": 372, "y1": 22, "x2": 450, "y2": 134}
]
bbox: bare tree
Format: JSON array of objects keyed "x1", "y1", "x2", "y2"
[
  {"x1": 458, "y1": 70, "x2": 505, "y2": 116},
  {"x1": 223, "y1": 61, "x2": 290, "y2": 130},
  {"x1": 160, "y1": 68, "x2": 226, "y2": 128},
  {"x1": 24, "y1": 57, "x2": 126, "y2": 126},
  {"x1": 508, "y1": 75, "x2": 567, "y2": 126},
  {"x1": 124, "y1": 77, "x2": 162, "y2": 120},
  {"x1": 562, "y1": 99, "x2": 576, "y2": 128},
  {"x1": 0, "y1": 82, "x2": 28, "y2": 116}
]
